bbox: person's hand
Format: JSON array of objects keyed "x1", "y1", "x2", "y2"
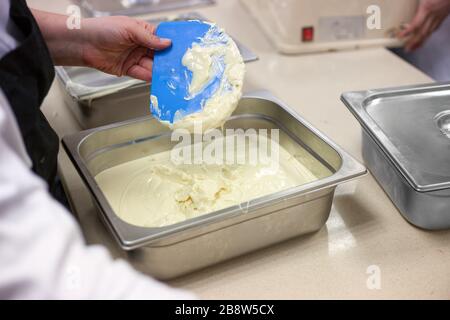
[
  {"x1": 32, "y1": 10, "x2": 171, "y2": 82},
  {"x1": 80, "y1": 16, "x2": 171, "y2": 81},
  {"x1": 399, "y1": 0, "x2": 450, "y2": 52}
]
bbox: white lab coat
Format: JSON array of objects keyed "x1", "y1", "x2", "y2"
[{"x1": 0, "y1": 0, "x2": 194, "y2": 300}]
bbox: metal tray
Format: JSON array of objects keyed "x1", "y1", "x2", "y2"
[
  {"x1": 63, "y1": 91, "x2": 366, "y2": 279},
  {"x1": 56, "y1": 12, "x2": 258, "y2": 129},
  {"x1": 342, "y1": 82, "x2": 450, "y2": 230},
  {"x1": 75, "y1": 0, "x2": 215, "y2": 17}
]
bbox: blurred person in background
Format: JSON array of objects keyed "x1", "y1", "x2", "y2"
[{"x1": 394, "y1": 0, "x2": 450, "y2": 80}]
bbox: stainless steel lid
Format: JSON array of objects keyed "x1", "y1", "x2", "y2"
[
  {"x1": 56, "y1": 12, "x2": 258, "y2": 102},
  {"x1": 342, "y1": 82, "x2": 450, "y2": 192},
  {"x1": 75, "y1": 0, "x2": 215, "y2": 17}
]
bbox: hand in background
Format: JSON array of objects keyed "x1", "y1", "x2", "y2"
[
  {"x1": 80, "y1": 16, "x2": 171, "y2": 82},
  {"x1": 399, "y1": 0, "x2": 450, "y2": 52}
]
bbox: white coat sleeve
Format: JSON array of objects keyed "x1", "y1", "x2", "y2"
[{"x1": 0, "y1": 93, "x2": 195, "y2": 300}]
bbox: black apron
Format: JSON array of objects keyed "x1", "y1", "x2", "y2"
[{"x1": 0, "y1": 0, "x2": 60, "y2": 198}]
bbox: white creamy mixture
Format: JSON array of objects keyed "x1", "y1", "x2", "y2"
[
  {"x1": 155, "y1": 23, "x2": 245, "y2": 132},
  {"x1": 95, "y1": 135, "x2": 317, "y2": 228}
]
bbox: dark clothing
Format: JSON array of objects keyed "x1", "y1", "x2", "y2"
[{"x1": 0, "y1": 0, "x2": 60, "y2": 197}]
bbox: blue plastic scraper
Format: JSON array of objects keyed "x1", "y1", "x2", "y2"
[{"x1": 150, "y1": 20, "x2": 226, "y2": 124}]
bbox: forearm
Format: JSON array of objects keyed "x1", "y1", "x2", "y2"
[
  {"x1": 31, "y1": 9, "x2": 85, "y2": 66},
  {"x1": 29, "y1": 9, "x2": 169, "y2": 81}
]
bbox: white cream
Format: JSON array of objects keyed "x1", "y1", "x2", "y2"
[
  {"x1": 95, "y1": 135, "x2": 317, "y2": 228},
  {"x1": 150, "y1": 95, "x2": 160, "y2": 118},
  {"x1": 154, "y1": 23, "x2": 245, "y2": 132},
  {"x1": 182, "y1": 45, "x2": 217, "y2": 97}
]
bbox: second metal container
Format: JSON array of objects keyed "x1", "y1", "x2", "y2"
[{"x1": 342, "y1": 82, "x2": 450, "y2": 230}]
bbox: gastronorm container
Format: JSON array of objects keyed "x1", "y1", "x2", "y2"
[
  {"x1": 56, "y1": 12, "x2": 258, "y2": 129},
  {"x1": 342, "y1": 82, "x2": 450, "y2": 230},
  {"x1": 63, "y1": 91, "x2": 366, "y2": 279},
  {"x1": 74, "y1": 0, "x2": 215, "y2": 17}
]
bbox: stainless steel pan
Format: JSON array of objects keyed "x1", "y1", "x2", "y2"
[
  {"x1": 342, "y1": 82, "x2": 450, "y2": 230},
  {"x1": 63, "y1": 91, "x2": 366, "y2": 279}
]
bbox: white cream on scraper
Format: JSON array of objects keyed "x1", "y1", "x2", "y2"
[{"x1": 154, "y1": 22, "x2": 245, "y2": 132}]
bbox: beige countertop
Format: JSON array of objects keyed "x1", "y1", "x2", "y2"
[{"x1": 28, "y1": 0, "x2": 450, "y2": 299}]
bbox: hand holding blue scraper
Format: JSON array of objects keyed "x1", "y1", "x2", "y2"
[{"x1": 150, "y1": 20, "x2": 245, "y2": 131}]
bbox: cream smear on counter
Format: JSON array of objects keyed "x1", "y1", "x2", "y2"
[
  {"x1": 153, "y1": 23, "x2": 245, "y2": 132},
  {"x1": 95, "y1": 134, "x2": 317, "y2": 228}
]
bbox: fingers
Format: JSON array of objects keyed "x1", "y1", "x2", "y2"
[
  {"x1": 399, "y1": 0, "x2": 449, "y2": 52},
  {"x1": 130, "y1": 20, "x2": 171, "y2": 51},
  {"x1": 121, "y1": 47, "x2": 147, "y2": 76},
  {"x1": 139, "y1": 57, "x2": 153, "y2": 72},
  {"x1": 405, "y1": 13, "x2": 444, "y2": 52},
  {"x1": 122, "y1": 47, "x2": 154, "y2": 82},
  {"x1": 127, "y1": 65, "x2": 152, "y2": 82},
  {"x1": 405, "y1": 16, "x2": 434, "y2": 52},
  {"x1": 398, "y1": 4, "x2": 427, "y2": 42},
  {"x1": 399, "y1": 4, "x2": 427, "y2": 51}
]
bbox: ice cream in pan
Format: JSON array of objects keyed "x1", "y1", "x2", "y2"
[{"x1": 95, "y1": 21, "x2": 319, "y2": 227}]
